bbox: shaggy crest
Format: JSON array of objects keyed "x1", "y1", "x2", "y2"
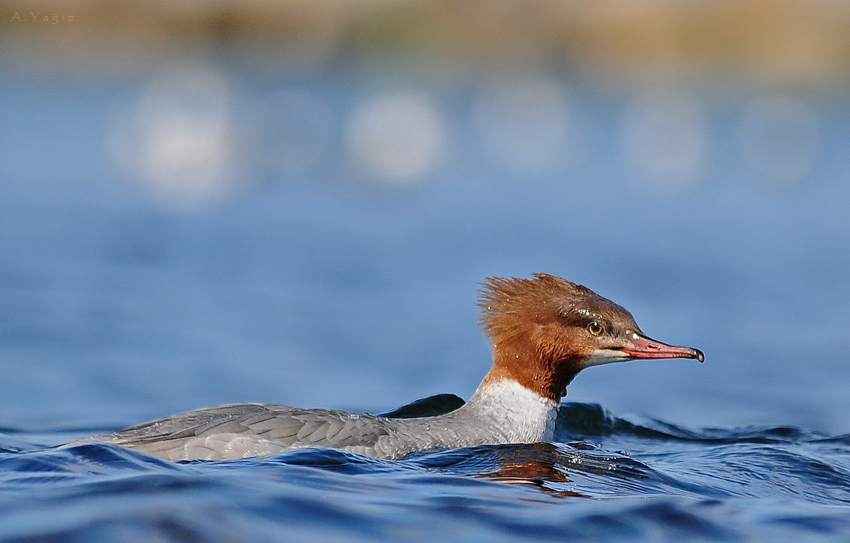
[{"x1": 478, "y1": 273, "x2": 613, "y2": 341}]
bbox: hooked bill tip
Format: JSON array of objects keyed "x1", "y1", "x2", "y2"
[{"x1": 693, "y1": 348, "x2": 705, "y2": 363}]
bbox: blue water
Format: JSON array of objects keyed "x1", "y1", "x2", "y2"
[
  {"x1": 3, "y1": 405, "x2": 850, "y2": 542},
  {"x1": 1, "y1": 64, "x2": 849, "y2": 541}
]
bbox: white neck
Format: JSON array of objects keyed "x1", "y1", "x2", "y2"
[{"x1": 463, "y1": 379, "x2": 559, "y2": 443}]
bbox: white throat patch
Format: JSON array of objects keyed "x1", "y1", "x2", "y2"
[
  {"x1": 581, "y1": 349, "x2": 630, "y2": 368},
  {"x1": 469, "y1": 379, "x2": 559, "y2": 443}
]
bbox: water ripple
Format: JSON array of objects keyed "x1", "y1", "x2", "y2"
[{"x1": 2, "y1": 404, "x2": 850, "y2": 542}]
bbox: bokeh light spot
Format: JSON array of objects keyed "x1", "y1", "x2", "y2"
[
  {"x1": 109, "y1": 64, "x2": 238, "y2": 209},
  {"x1": 346, "y1": 92, "x2": 444, "y2": 185}
]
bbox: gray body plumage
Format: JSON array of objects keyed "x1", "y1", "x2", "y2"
[{"x1": 67, "y1": 380, "x2": 559, "y2": 461}]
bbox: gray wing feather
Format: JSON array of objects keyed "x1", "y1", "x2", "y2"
[{"x1": 66, "y1": 403, "x2": 395, "y2": 461}]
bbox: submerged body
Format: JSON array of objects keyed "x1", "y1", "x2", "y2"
[{"x1": 68, "y1": 274, "x2": 703, "y2": 461}]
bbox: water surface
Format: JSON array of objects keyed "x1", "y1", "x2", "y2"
[{"x1": 1, "y1": 66, "x2": 849, "y2": 541}]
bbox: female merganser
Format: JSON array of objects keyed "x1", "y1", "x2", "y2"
[{"x1": 67, "y1": 274, "x2": 703, "y2": 461}]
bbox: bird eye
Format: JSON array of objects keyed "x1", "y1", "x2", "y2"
[{"x1": 588, "y1": 322, "x2": 603, "y2": 336}]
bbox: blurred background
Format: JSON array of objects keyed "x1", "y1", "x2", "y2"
[{"x1": 1, "y1": 0, "x2": 849, "y2": 435}]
